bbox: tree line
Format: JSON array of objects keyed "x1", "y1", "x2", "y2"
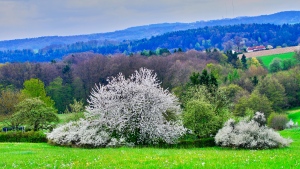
[{"x1": 1, "y1": 24, "x2": 300, "y2": 62}]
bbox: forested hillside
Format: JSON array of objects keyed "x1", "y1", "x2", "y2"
[
  {"x1": 1, "y1": 49, "x2": 300, "y2": 114},
  {"x1": 1, "y1": 23, "x2": 300, "y2": 63},
  {"x1": 1, "y1": 47, "x2": 300, "y2": 150},
  {"x1": 0, "y1": 11, "x2": 299, "y2": 51},
  {"x1": 0, "y1": 51, "x2": 216, "y2": 113}
]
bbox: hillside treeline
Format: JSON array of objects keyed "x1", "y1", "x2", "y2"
[
  {"x1": 1, "y1": 24, "x2": 300, "y2": 62},
  {"x1": 0, "y1": 51, "x2": 217, "y2": 113},
  {"x1": 1, "y1": 49, "x2": 300, "y2": 147},
  {"x1": 1, "y1": 49, "x2": 300, "y2": 116}
]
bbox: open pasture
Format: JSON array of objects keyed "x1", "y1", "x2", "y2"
[
  {"x1": 257, "y1": 52, "x2": 295, "y2": 68},
  {"x1": 0, "y1": 128, "x2": 299, "y2": 169}
]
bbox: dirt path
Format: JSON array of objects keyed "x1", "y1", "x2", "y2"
[{"x1": 238, "y1": 46, "x2": 300, "y2": 58}]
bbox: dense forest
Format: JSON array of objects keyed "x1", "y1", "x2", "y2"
[
  {"x1": 0, "y1": 51, "x2": 216, "y2": 113},
  {"x1": 1, "y1": 23, "x2": 300, "y2": 63},
  {"x1": 1, "y1": 49, "x2": 300, "y2": 114}
]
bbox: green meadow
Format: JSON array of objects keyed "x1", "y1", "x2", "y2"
[
  {"x1": 0, "y1": 109, "x2": 299, "y2": 168},
  {"x1": 0, "y1": 130, "x2": 299, "y2": 168},
  {"x1": 257, "y1": 52, "x2": 295, "y2": 68},
  {"x1": 287, "y1": 107, "x2": 300, "y2": 124}
]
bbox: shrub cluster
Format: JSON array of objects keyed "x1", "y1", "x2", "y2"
[
  {"x1": 0, "y1": 131, "x2": 47, "y2": 143},
  {"x1": 215, "y1": 112, "x2": 292, "y2": 149}
]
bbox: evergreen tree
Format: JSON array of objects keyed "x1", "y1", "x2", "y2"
[
  {"x1": 198, "y1": 69, "x2": 218, "y2": 93},
  {"x1": 189, "y1": 72, "x2": 200, "y2": 85},
  {"x1": 251, "y1": 76, "x2": 259, "y2": 86},
  {"x1": 241, "y1": 54, "x2": 247, "y2": 69}
]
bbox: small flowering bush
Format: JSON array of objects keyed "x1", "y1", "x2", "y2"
[
  {"x1": 215, "y1": 112, "x2": 292, "y2": 149},
  {"x1": 47, "y1": 68, "x2": 186, "y2": 147},
  {"x1": 286, "y1": 119, "x2": 298, "y2": 129}
]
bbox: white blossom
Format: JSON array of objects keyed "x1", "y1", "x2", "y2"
[
  {"x1": 286, "y1": 119, "x2": 298, "y2": 129},
  {"x1": 215, "y1": 112, "x2": 292, "y2": 149},
  {"x1": 47, "y1": 68, "x2": 186, "y2": 147}
]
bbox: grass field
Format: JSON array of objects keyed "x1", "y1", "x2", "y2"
[
  {"x1": 0, "y1": 128, "x2": 299, "y2": 169},
  {"x1": 0, "y1": 109, "x2": 299, "y2": 168},
  {"x1": 257, "y1": 52, "x2": 295, "y2": 68},
  {"x1": 287, "y1": 107, "x2": 300, "y2": 124}
]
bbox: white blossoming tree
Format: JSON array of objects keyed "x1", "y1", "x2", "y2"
[
  {"x1": 47, "y1": 68, "x2": 186, "y2": 147},
  {"x1": 215, "y1": 112, "x2": 292, "y2": 149}
]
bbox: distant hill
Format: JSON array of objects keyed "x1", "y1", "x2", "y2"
[
  {"x1": 1, "y1": 11, "x2": 300, "y2": 51},
  {"x1": 1, "y1": 23, "x2": 300, "y2": 63}
]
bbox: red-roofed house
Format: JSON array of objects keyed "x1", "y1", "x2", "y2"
[{"x1": 246, "y1": 46, "x2": 266, "y2": 52}]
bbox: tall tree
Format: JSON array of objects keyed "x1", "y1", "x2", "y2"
[
  {"x1": 46, "y1": 77, "x2": 73, "y2": 113},
  {"x1": 255, "y1": 76, "x2": 287, "y2": 111},
  {"x1": 241, "y1": 54, "x2": 247, "y2": 69},
  {"x1": 234, "y1": 90, "x2": 273, "y2": 118},
  {"x1": 199, "y1": 69, "x2": 218, "y2": 93},
  {"x1": 21, "y1": 78, "x2": 55, "y2": 108}
]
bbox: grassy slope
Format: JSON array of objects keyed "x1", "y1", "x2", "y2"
[
  {"x1": 57, "y1": 113, "x2": 74, "y2": 124},
  {"x1": 0, "y1": 129, "x2": 299, "y2": 169},
  {"x1": 257, "y1": 52, "x2": 295, "y2": 68},
  {"x1": 287, "y1": 107, "x2": 300, "y2": 124}
]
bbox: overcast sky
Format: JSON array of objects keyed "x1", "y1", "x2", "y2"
[{"x1": 1, "y1": 0, "x2": 300, "y2": 40}]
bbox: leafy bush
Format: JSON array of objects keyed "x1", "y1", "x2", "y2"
[
  {"x1": 48, "y1": 68, "x2": 186, "y2": 147},
  {"x1": 215, "y1": 112, "x2": 292, "y2": 149},
  {"x1": 0, "y1": 131, "x2": 47, "y2": 143},
  {"x1": 183, "y1": 99, "x2": 219, "y2": 138},
  {"x1": 269, "y1": 58, "x2": 282, "y2": 72},
  {"x1": 176, "y1": 138, "x2": 215, "y2": 148},
  {"x1": 234, "y1": 90, "x2": 273, "y2": 118},
  {"x1": 267, "y1": 113, "x2": 288, "y2": 130},
  {"x1": 182, "y1": 86, "x2": 230, "y2": 138}
]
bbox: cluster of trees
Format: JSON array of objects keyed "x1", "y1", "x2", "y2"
[
  {"x1": 1, "y1": 24, "x2": 300, "y2": 62},
  {"x1": 0, "y1": 78, "x2": 58, "y2": 131},
  {"x1": 1, "y1": 48, "x2": 300, "y2": 149},
  {"x1": 0, "y1": 77, "x2": 85, "y2": 131},
  {"x1": 1, "y1": 49, "x2": 300, "y2": 117},
  {"x1": 47, "y1": 67, "x2": 292, "y2": 149},
  {"x1": 0, "y1": 51, "x2": 219, "y2": 113}
]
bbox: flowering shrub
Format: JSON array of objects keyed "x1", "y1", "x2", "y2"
[
  {"x1": 215, "y1": 112, "x2": 292, "y2": 149},
  {"x1": 286, "y1": 119, "x2": 298, "y2": 129},
  {"x1": 47, "y1": 68, "x2": 186, "y2": 147}
]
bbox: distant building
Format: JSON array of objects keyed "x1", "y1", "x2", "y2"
[
  {"x1": 267, "y1": 45, "x2": 274, "y2": 49},
  {"x1": 246, "y1": 46, "x2": 266, "y2": 52}
]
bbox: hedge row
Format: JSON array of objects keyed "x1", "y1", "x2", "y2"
[
  {"x1": 0, "y1": 131, "x2": 215, "y2": 147},
  {"x1": 151, "y1": 138, "x2": 215, "y2": 148},
  {"x1": 0, "y1": 131, "x2": 47, "y2": 143}
]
